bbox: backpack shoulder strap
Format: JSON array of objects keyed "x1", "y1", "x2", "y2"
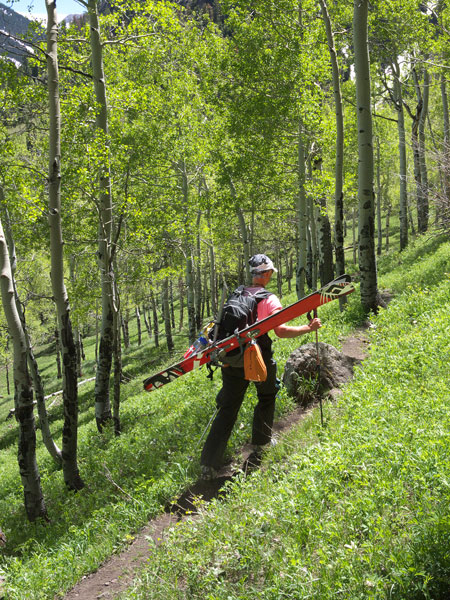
[
  {"x1": 232, "y1": 285, "x2": 246, "y2": 297},
  {"x1": 251, "y1": 287, "x2": 273, "y2": 302}
]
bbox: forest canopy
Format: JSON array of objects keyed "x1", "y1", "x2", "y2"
[{"x1": 0, "y1": 0, "x2": 449, "y2": 534}]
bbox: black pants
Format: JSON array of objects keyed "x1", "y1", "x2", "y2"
[{"x1": 200, "y1": 349, "x2": 279, "y2": 469}]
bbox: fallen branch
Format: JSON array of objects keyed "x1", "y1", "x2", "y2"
[{"x1": 5, "y1": 376, "x2": 96, "y2": 420}]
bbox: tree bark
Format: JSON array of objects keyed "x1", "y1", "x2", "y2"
[
  {"x1": 416, "y1": 68, "x2": 430, "y2": 233},
  {"x1": 177, "y1": 159, "x2": 197, "y2": 343},
  {"x1": 306, "y1": 221, "x2": 313, "y2": 290},
  {"x1": 206, "y1": 210, "x2": 217, "y2": 316},
  {"x1": 195, "y1": 211, "x2": 202, "y2": 330},
  {"x1": 88, "y1": 0, "x2": 117, "y2": 431},
  {"x1": 46, "y1": 0, "x2": 83, "y2": 489},
  {"x1": 54, "y1": 325, "x2": 62, "y2": 379},
  {"x1": 286, "y1": 252, "x2": 292, "y2": 293},
  {"x1": 318, "y1": 0, "x2": 345, "y2": 279},
  {"x1": 178, "y1": 277, "x2": 184, "y2": 331},
  {"x1": 0, "y1": 218, "x2": 47, "y2": 521},
  {"x1": 143, "y1": 305, "x2": 152, "y2": 338},
  {"x1": 237, "y1": 205, "x2": 251, "y2": 285},
  {"x1": 306, "y1": 158, "x2": 317, "y2": 291},
  {"x1": 1, "y1": 202, "x2": 62, "y2": 466},
  {"x1": 162, "y1": 277, "x2": 174, "y2": 353},
  {"x1": 121, "y1": 310, "x2": 130, "y2": 349},
  {"x1": 170, "y1": 280, "x2": 175, "y2": 328},
  {"x1": 135, "y1": 306, "x2": 142, "y2": 346},
  {"x1": 440, "y1": 73, "x2": 450, "y2": 229},
  {"x1": 312, "y1": 157, "x2": 334, "y2": 286},
  {"x1": 376, "y1": 137, "x2": 382, "y2": 256},
  {"x1": 441, "y1": 73, "x2": 449, "y2": 182},
  {"x1": 275, "y1": 244, "x2": 282, "y2": 297},
  {"x1": 229, "y1": 177, "x2": 251, "y2": 285},
  {"x1": 150, "y1": 289, "x2": 159, "y2": 348},
  {"x1": 391, "y1": 62, "x2": 408, "y2": 250},
  {"x1": 317, "y1": 203, "x2": 334, "y2": 286},
  {"x1": 385, "y1": 204, "x2": 391, "y2": 252},
  {"x1": 186, "y1": 253, "x2": 196, "y2": 344},
  {"x1": 112, "y1": 277, "x2": 121, "y2": 436},
  {"x1": 296, "y1": 119, "x2": 307, "y2": 299},
  {"x1": 69, "y1": 257, "x2": 83, "y2": 377},
  {"x1": 95, "y1": 299, "x2": 99, "y2": 363},
  {"x1": 6, "y1": 359, "x2": 10, "y2": 396},
  {"x1": 353, "y1": 0, "x2": 378, "y2": 312}
]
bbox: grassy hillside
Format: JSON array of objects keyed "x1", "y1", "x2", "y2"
[
  {"x1": 0, "y1": 233, "x2": 449, "y2": 598},
  {"x1": 122, "y1": 234, "x2": 450, "y2": 599}
]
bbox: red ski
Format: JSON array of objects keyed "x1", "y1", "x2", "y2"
[{"x1": 143, "y1": 274, "x2": 354, "y2": 392}]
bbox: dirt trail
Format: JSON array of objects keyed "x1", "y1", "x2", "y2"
[{"x1": 64, "y1": 334, "x2": 368, "y2": 600}]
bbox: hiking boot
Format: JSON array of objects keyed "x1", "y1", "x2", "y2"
[
  {"x1": 245, "y1": 446, "x2": 263, "y2": 469},
  {"x1": 200, "y1": 465, "x2": 219, "y2": 481}
]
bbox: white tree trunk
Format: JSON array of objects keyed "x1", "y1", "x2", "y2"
[
  {"x1": 195, "y1": 211, "x2": 202, "y2": 329},
  {"x1": 307, "y1": 194, "x2": 318, "y2": 291},
  {"x1": 2, "y1": 201, "x2": 62, "y2": 465},
  {"x1": 417, "y1": 69, "x2": 430, "y2": 233},
  {"x1": 176, "y1": 159, "x2": 197, "y2": 343},
  {"x1": 88, "y1": 0, "x2": 117, "y2": 430},
  {"x1": 207, "y1": 212, "x2": 217, "y2": 316},
  {"x1": 311, "y1": 157, "x2": 334, "y2": 287},
  {"x1": 376, "y1": 137, "x2": 382, "y2": 256},
  {"x1": 69, "y1": 258, "x2": 83, "y2": 375},
  {"x1": 163, "y1": 277, "x2": 174, "y2": 352},
  {"x1": 440, "y1": 73, "x2": 450, "y2": 228},
  {"x1": 391, "y1": 62, "x2": 408, "y2": 250},
  {"x1": 229, "y1": 176, "x2": 251, "y2": 285},
  {"x1": 0, "y1": 218, "x2": 47, "y2": 521},
  {"x1": 353, "y1": 0, "x2": 378, "y2": 312},
  {"x1": 296, "y1": 119, "x2": 307, "y2": 299},
  {"x1": 319, "y1": 0, "x2": 345, "y2": 279},
  {"x1": 46, "y1": 0, "x2": 83, "y2": 489}
]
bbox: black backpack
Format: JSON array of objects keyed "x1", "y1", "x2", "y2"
[{"x1": 213, "y1": 286, "x2": 271, "y2": 342}]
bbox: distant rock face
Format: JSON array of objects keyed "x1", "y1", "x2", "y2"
[
  {"x1": 282, "y1": 342, "x2": 359, "y2": 405},
  {"x1": 0, "y1": 2, "x2": 38, "y2": 65},
  {"x1": 0, "y1": 2, "x2": 31, "y2": 35}
]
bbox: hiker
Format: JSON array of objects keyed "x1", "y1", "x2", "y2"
[{"x1": 200, "y1": 253, "x2": 322, "y2": 480}]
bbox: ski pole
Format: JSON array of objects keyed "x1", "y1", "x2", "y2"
[
  {"x1": 308, "y1": 308, "x2": 323, "y2": 427},
  {"x1": 189, "y1": 407, "x2": 219, "y2": 461}
]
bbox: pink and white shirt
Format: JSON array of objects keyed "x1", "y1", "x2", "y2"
[{"x1": 246, "y1": 287, "x2": 283, "y2": 321}]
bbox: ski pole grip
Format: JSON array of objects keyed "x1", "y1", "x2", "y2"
[{"x1": 307, "y1": 308, "x2": 318, "y2": 322}]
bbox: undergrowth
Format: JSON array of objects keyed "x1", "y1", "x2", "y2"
[
  {"x1": 0, "y1": 233, "x2": 448, "y2": 599},
  {"x1": 120, "y1": 234, "x2": 450, "y2": 600}
]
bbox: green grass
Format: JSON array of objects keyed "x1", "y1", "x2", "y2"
[
  {"x1": 120, "y1": 233, "x2": 450, "y2": 600},
  {"x1": 0, "y1": 268, "x2": 338, "y2": 598},
  {"x1": 0, "y1": 232, "x2": 449, "y2": 599}
]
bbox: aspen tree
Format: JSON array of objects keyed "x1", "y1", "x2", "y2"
[
  {"x1": 353, "y1": 0, "x2": 379, "y2": 312},
  {"x1": 46, "y1": 0, "x2": 83, "y2": 489}
]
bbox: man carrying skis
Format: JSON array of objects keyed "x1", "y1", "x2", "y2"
[{"x1": 200, "y1": 253, "x2": 322, "y2": 480}]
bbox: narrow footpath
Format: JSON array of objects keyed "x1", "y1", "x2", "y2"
[{"x1": 64, "y1": 333, "x2": 369, "y2": 600}]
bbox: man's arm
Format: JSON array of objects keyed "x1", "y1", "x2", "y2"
[{"x1": 273, "y1": 315, "x2": 322, "y2": 339}]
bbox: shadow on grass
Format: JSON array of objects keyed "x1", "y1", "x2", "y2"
[
  {"x1": 166, "y1": 475, "x2": 233, "y2": 516},
  {"x1": 378, "y1": 233, "x2": 448, "y2": 280}
]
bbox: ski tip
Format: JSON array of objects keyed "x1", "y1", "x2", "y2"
[
  {"x1": 320, "y1": 275, "x2": 355, "y2": 301},
  {"x1": 143, "y1": 379, "x2": 155, "y2": 392}
]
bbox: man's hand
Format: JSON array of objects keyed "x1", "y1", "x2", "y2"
[
  {"x1": 274, "y1": 317, "x2": 322, "y2": 339},
  {"x1": 308, "y1": 317, "x2": 322, "y2": 332}
]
